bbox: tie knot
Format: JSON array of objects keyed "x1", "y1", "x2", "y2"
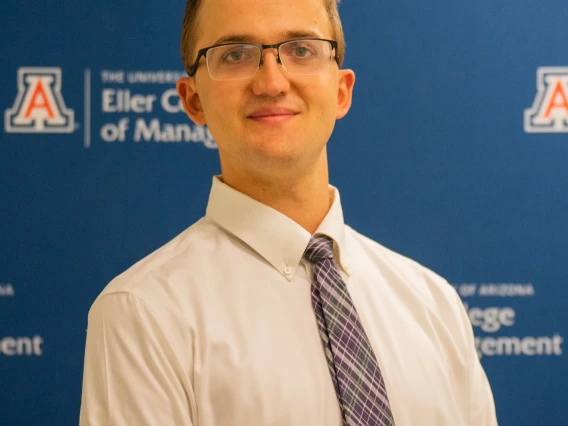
[{"x1": 304, "y1": 235, "x2": 334, "y2": 263}]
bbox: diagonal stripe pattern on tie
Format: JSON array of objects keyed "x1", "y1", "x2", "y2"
[{"x1": 304, "y1": 235, "x2": 395, "y2": 426}]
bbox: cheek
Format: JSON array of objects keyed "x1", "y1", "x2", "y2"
[
  {"x1": 314, "y1": 91, "x2": 339, "y2": 122},
  {"x1": 202, "y1": 85, "x2": 241, "y2": 127},
  {"x1": 303, "y1": 77, "x2": 339, "y2": 116}
]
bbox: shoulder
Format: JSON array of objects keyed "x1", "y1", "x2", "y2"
[
  {"x1": 94, "y1": 217, "x2": 224, "y2": 303},
  {"x1": 344, "y1": 224, "x2": 462, "y2": 310},
  {"x1": 84, "y1": 218, "x2": 230, "y2": 366},
  {"x1": 344, "y1": 224, "x2": 474, "y2": 348},
  {"x1": 345, "y1": 225, "x2": 446, "y2": 281}
]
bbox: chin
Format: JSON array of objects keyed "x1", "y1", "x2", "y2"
[{"x1": 243, "y1": 141, "x2": 302, "y2": 166}]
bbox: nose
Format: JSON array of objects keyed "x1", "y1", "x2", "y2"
[{"x1": 250, "y1": 49, "x2": 291, "y2": 97}]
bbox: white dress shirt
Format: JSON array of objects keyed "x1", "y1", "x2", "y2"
[{"x1": 80, "y1": 176, "x2": 498, "y2": 426}]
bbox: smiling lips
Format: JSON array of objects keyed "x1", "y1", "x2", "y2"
[{"x1": 247, "y1": 107, "x2": 299, "y2": 124}]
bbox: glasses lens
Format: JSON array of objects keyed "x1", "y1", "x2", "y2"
[
  {"x1": 206, "y1": 44, "x2": 261, "y2": 80},
  {"x1": 279, "y1": 40, "x2": 333, "y2": 75}
]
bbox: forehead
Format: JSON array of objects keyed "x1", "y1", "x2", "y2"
[{"x1": 195, "y1": 0, "x2": 332, "y2": 46}]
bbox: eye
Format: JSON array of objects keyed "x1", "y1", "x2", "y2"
[
  {"x1": 225, "y1": 50, "x2": 246, "y2": 62},
  {"x1": 215, "y1": 45, "x2": 256, "y2": 64},
  {"x1": 282, "y1": 41, "x2": 318, "y2": 60},
  {"x1": 294, "y1": 46, "x2": 309, "y2": 57}
]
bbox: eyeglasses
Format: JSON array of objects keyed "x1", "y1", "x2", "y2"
[{"x1": 187, "y1": 38, "x2": 339, "y2": 81}]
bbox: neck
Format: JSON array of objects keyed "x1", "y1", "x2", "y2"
[{"x1": 219, "y1": 150, "x2": 331, "y2": 234}]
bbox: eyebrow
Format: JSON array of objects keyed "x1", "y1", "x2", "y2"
[{"x1": 213, "y1": 30, "x2": 323, "y2": 45}]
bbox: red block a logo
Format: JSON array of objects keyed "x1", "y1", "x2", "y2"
[
  {"x1": 524, "y1": 67, "x2": 568, "y2": 133},
  {"x1": 4, "y1": 67, "x2": 75, "y2": 133}
]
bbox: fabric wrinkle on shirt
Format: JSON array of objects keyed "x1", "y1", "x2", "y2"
[{"x1": 79, "y1": 176, "x2": 498, "y2": 426}]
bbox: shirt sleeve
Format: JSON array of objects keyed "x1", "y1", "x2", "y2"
[
  {"x1": 469, "y1": 351, "x2": 498, "y2": 426},
  {"x1": 79, "y1": 292, "x2": 195, "y2": 426},
  {"x1": 455, "y1": 291, "x2": 499, "y2": 426}
]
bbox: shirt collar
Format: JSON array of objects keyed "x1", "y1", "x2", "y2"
[{"x1": 205, "y1": 176, "x2": 350, "y2": 281}]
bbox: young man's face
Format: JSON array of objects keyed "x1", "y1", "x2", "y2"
[{"x1": 178, "y1": 0, "x2": 355, "y2": 178}]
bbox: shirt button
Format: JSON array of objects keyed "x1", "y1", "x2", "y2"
[{"x1": 284, "y1": 266, "x2": 292, "y2": 275}]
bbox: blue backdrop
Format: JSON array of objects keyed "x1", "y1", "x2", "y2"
[{"x1": 1, "y1": 1, "x2": 567, "y2": 425}]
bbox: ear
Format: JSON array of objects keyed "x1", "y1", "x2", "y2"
[
  {"x1": 336, "y1": 69, "x2": 356, "y2": 120},
  {"x1": 176, "y1": 77, "x2": 207, "y2": 125}
]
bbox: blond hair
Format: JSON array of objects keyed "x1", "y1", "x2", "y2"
[{"x1": 180, "y1": 0, "x2": 345, "y2": 74}]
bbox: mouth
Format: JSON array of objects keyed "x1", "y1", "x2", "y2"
[{"x1": 247, "y1": 108, "x2": 299, "y2": 124}]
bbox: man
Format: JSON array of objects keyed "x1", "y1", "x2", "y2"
[{"x1": 80, "y1": 0, "x2": 498, "y2": 424}]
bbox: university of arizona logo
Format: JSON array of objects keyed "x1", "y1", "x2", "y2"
[
  {"x1": 5, "y1": 67, "x2": 75, "y2": 133},
  {"x1": 524, "y1": 67, "x2": 568, "y2": 133}
]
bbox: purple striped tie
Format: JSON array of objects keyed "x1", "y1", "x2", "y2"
[{"x1": 304, "y1": 235, "x2": 395, "y2": 426}]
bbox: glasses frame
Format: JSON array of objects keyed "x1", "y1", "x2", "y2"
[{"x1": 186, "y1": 38, "x2": 339, "y2": 79}]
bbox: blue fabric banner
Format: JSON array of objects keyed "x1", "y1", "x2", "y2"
[{"x1": 1, "y1": 1, "x2": 566, "y2": 425}]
